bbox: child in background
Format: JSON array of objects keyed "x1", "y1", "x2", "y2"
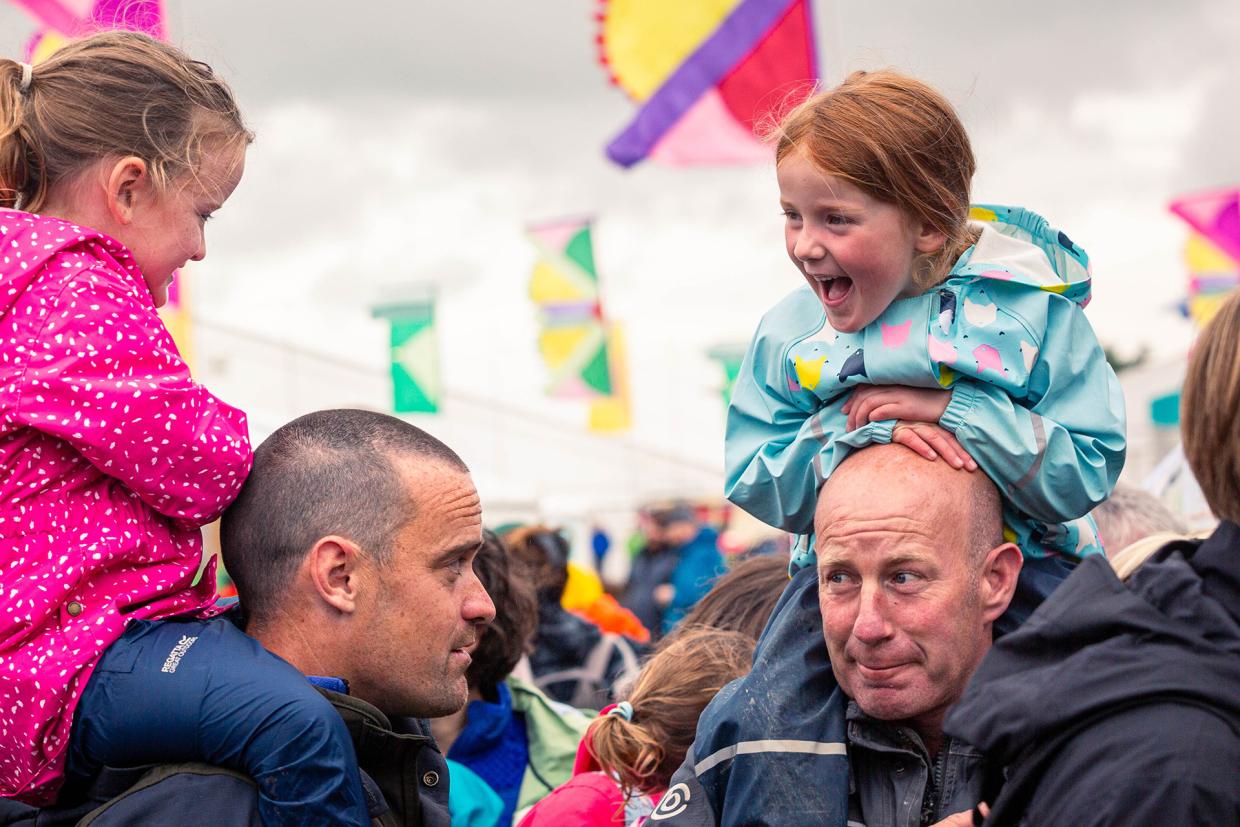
[
  {"x1": 0, "y1": 33, "x2": 368, "y2": 824},
  {"x1": 518, "y1": 627, "x2": 754, "y2": 827},
  {"x1": 657, "y1": 70, "x2": 1126, "y2": 824}
]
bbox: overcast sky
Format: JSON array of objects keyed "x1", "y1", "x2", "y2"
[{"x1": 3, "y1": 0, "x2": 1238, "y2": 478}]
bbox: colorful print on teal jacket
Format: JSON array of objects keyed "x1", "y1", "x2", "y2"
[{"x1": 725, "y1": 205, "x2": 1127, "y2": 568}]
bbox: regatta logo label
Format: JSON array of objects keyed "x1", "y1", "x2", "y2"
[
  {"x1": 160, "y1": 635, "x2": 198, "y2": 673},
  {"x1": 650, "y1": 782, "x2": 690, "y2": 820}
]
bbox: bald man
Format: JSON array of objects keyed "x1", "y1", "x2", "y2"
[
  {"x1": 652, "y1": 445, "x2": 1022, "y2": 826},
  {"x1": 817, "y1": 445, "x2": 1022, "y2": 824}
]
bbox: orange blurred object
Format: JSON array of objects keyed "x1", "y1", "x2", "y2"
[{"x1": 572, "y1": 594, "x2": 650, "y2": 644}]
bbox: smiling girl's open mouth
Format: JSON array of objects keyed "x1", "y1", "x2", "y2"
[{"x1": 810, "y1": 274, "x2": 854, "y2": 307}]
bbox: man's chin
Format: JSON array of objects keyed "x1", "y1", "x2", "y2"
[
  {"x1": 414, "y1": 685, "x2": 469, "y2": 719},
  {"x1": 844, "y1": 677, "x2": 923, "y2": 720}
]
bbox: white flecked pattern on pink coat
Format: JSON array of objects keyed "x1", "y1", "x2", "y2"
[{"x1": 0, "y1": 210, "x2": 252, "y2": 805}]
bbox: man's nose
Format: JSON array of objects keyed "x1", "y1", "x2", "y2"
[
  {"x1": 851, "y1": 584, "x2": 892, "y2": 645},
  {"x1": 464, "y1": 572, "x2": 496, "y2": 626}
]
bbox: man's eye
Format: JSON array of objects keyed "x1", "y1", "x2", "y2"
[
  {"x1": 891, "y1": 571, "x2": 919, "y2": 585},
  {"x1": 823, "y1": 570, "x2": 853, "y2": 588}
]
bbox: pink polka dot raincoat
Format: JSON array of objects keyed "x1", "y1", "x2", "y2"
[{"x1": 0, "y1": 210, "x2": 251, "y2": 804}]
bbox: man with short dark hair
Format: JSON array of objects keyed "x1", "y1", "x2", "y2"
[
  {"x1": 5, "y1": 410, "x2": 496, "y2": 826},
  {"x1": 220, "y1": 408, "x2": 493, "y2": 726},
  {"x1": 221, "y1": 409, "x2": 494, "y2": 825}
]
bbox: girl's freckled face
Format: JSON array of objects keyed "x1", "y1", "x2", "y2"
[{"x1": 777, "y1": 149, "x2": 923, "y2": 333}]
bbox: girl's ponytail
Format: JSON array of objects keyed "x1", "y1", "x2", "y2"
[
  {"x1": 587, "y1": 628, "x2": 753, "y2": 798},
  {"x1": 0, "y1": 59, "x2": 41, "y2": 210},
  {"x1": 587, "y1": 708, "x2": 666, "y2": 796}
]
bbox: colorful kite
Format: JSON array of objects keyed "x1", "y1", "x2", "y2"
[
  {"x1": 10, "y1": 0, "x2": 165, "y2": 62},
  {"x1": 596, "y1": 0, "x2": 818, "y2": 167},
  {"x1": 1170, "y1": 188, "x2": 1240, "y2": 329},
  {"x1": 373, "y1": 301, "x2": 441, "y2": 414},
  {"x1": 527, "y1": 218, "x2": 631, "y2": 432}
]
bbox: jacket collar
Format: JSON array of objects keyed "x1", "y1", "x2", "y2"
[{"x1": 1188, "y1": 520, "x2": 1240, "y2": 627}]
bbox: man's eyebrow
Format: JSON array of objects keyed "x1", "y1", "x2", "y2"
[
  {"x1": 883, "y1": 553, "x2": 937, "y2": 568},
  {"x1": 432, "y1": 540, "x2": 481, "y2": 565}
]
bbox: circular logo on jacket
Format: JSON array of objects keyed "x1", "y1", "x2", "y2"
[{"x1": 650, "y1": 782, "x2": 691, "y2": 820}]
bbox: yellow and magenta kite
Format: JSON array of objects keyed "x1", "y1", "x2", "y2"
[
  {"x1": 596, "y1": 0, "x2": 818, "y2": 167},
  {"x1": 10, "y1": 0, "x2": 164, "y2": 62}
]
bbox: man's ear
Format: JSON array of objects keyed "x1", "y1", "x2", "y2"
[
  {"x1": 979, "y1": 542, "x2": 1023, "y2": 624},
  {"x1": 306, "y1": 535, "x2": 365, "y2": 615},
  {"x1": 104, "y1": 156, "x2": 151, "y2": 225}
]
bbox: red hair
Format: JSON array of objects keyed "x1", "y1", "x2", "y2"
[{"x1": 770, "y1": 70, "x2": 976, "y2": 288}]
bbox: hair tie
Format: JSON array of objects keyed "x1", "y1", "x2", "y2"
[
  {"x1": 18, "y1": 62, "x2": 32, "y2": 93},
  {"x1": 607, "y1": 701, "x2": 633, "y2": 722}
]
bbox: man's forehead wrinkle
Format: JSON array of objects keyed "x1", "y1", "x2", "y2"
[
  {"x1": 817, "y1": 517, "x2": 940, "y2": 565},
  {"x1": 817, "y1": 514, "x2": 937, "y2": 541},
  {"x1": 441, "y1": 487, "x2": 481, "y2": 519}
]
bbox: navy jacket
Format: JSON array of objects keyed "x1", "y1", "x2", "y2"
[
  {"x1": 946, "y1": 521, "x2": 1240, "y2": 825},
  {"x1": 650, "y1": 567, "x2": 851, "y2": 826},
  {"x1": 0, "y1": 688, "x2": 450, "y2": 827}
]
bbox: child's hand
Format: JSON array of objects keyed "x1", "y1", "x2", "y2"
[
  {"x1": 842, "y1": 385, "x2": 952, "y2": 432},
  {"x1": 892, "y1": 422, "x2": 978, "y2": 471}
]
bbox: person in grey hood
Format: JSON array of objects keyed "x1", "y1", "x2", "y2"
[{"x1": 945, "y1": 290, "x2": 1240, "y2": 825}]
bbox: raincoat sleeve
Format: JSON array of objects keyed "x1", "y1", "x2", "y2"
[
  {"x1": 938, "y1": 294, "x2": 1125, "y2": 524},
  {"x1": 724, "y1": 316, "x2": 891, "y2": 535},
  {"x1": 13, "y1": 267, "x2": 252, "y2": 526}
]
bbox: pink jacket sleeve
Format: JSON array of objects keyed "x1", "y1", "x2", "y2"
[{"x1": 13, "y1": 266, "x2": 252, "y2": 527}]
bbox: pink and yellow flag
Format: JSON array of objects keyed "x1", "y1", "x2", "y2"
[
  {"x1": 1170, "y1": 189, "x2": 1240, "y2": 328},
  {"x1": 527, "y1": 218, "x2": 631, "y2": 432}
]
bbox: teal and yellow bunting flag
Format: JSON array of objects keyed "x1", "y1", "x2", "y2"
[
  {"x1": 373, "y1": 302, "x2": 441, "y2": 414},
  {"x1": 708, "y1": 344, "x2": 748, "y2": 409}
]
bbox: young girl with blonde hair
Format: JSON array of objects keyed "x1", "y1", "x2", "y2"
[
  {"x1": 660, "y1": 70, "x2": 1127, "y2": 824},
  {"x1": 518, "y1": 627, "x2": 753, "y2": 826},
  {"x1": 1, "y1": 33, "x2": 368, "y2": 823}
]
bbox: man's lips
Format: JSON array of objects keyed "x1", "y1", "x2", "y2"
[
  {"x1": 450, "y1": 637, "x2": 477, "y2": 658},
  {"x1": 853, "y1": 660, "x2": 911, "y2": 682}
]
